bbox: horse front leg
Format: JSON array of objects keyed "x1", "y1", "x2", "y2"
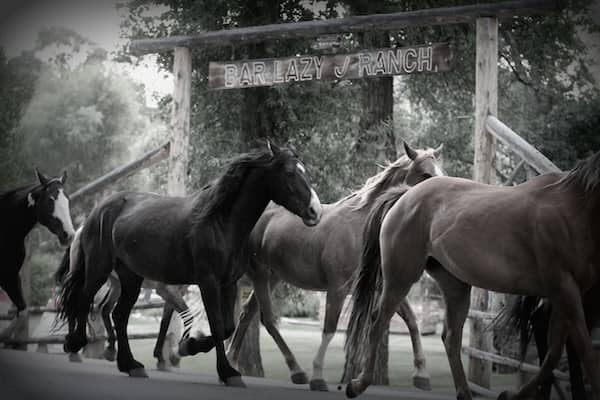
[
  {"x1": 396, "y1": 297, "x2": 431, "y2": 391},
  {"x1": 199, "y1": 276, "x2": 244, "y2": 387}
]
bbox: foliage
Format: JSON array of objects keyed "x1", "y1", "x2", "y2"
[{"x1": 272, "y1": 283, "x2": 320, "y2": 319}]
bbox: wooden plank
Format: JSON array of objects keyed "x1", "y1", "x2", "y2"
[
  {"x1": 70, "y1": 142, "x2": 170, "y2": 203},
  {"x1": 462, "y1": 346, "x2": 570, "y2": 381},
  {"x1": 208, "y1": 43, "x2": 452, "y2": 90},
  {"x1": 486, "y1": 116, "x2": 561, "y2": 174},
  {"x1": 468, "y1": 381, "x2": 501, "y2": 398},
  {"x1": 130, "y1": 0, "x2": 561, "y2": 54},
  {"x1": 469, "y1": 17, "x2": 498, "y2": 389},
  {"x1": 168, "y1": 47, "x2": 191, "y2": 197},
  {"x1": 468, "y1": 310, "x2": 496, "y2": 321},
  {"x1": 1, "y1": 301, "x2": 165, "y2": 319},
  {"x1": 2, "y1": 332, "x2": 161, "y2": 346}
]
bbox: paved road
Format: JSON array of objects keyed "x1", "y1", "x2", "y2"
[{"x1": 0, "y1": 349, "x2": 458, "y2": 400}]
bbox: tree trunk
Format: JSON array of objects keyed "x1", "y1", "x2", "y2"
[
  {"x1": 234, "y1": 278, "x2": 264, "y2": 377},
  {"x1": 234, "y1": 1, "x2": 287, "y2": 376},
  {"x1": 343, "y1": 6, "x2": 393, "y2": 384}
]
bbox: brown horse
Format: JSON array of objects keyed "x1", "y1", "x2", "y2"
[
  {"x1": 346, "y1": 150, "x2": 600, "y2": 400},
  {"x1": 227, "y1": 142, "x2": 444, "y2": 391}
]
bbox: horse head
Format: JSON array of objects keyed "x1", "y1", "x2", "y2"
[
  {"x1": 29, "y1": 168, "x2": 75, "y2": 245},
  {"x1": 266, "y1": 141, "x2": 322, "y2": 227},
  {"x1": 403, "y1": 141, "x2": 445, "y2": 186}
]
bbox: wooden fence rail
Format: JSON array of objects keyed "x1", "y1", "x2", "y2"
[
  {"x1": 485, "y1": 116, "x2": 561, "y2": 174},
  {"x1": 2, "y1": 332, "x2": 160, "y2": 347},
  {"x1": 71, "y1": 142, "x2": 170, "y2": 203}
]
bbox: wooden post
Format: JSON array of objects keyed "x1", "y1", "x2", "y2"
[
  {"x1": 159, "y1": 46, "x2": 192, "y2": 365},
  {"x1": 169, "y1": 47, "x2": 192, "y2": 197},
  {"x1": 469, "y1": 17, "x2": 498, "y2": 389}
]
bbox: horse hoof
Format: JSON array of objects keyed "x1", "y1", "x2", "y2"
[
  {"x1": 169, "y1": 353, "x2": 181, "y2": 367},
  {"x1": 156, "y1": 360, "x2": 171, "y2": 372},
  {"x1": 128, "y1": 367, "x2": 149, "y2": 378},
  {"x1": 309, "y1": 379, "x2": 329, "y2": 391},
  {"x1": 178, "y1": 339, "x2": 191, "y2": 357},
  {"x1": 224, "y1": 376, "x2": 246, "y2": 388},
  {"x1": 497, "y1": 390, "x2": 516, "y2": 400},
  {"x1": 291, "y1": 372, "x2": 308, "y2": 385},
  {"x1": 412, "y1": 375, "x2": 432, "y2": 391},
  {"x1": 103, "y1": 348, "x2": 116, "y2": 362},
  {"x1": 68, "y1": 353, "x2": 82, "y2": 363},
  {"x1": 345, "y1": 380, "x2": 364, "y2": 399}
]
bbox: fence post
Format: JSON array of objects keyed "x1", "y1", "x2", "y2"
[{"x1": 469, "y1": 16, "x2": 498, "y2": 389}]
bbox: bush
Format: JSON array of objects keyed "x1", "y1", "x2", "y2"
[{"x1": 272, "y1": 283, "x2": 320, "y2": 319}]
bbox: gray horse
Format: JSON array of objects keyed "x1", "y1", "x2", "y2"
[{"x1": 227, "y1": 142, "x2": 443, "y2": 391}]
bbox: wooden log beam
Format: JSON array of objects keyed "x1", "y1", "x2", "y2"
[
  {"x1": 70, "y1": 142, "x2": 170, "y2": 203},
  {"x1": 486, "y1": 116, "x2": 561, "y2": 174},
  {"x1": 130, "y1": 0, "x2": 561, "y2": 54},
  {"x1": 463, "y1": 346, "x2": 570, "y2": 381},
  {"x1": 469, "y1": 16, "x2": 498, "y2": 390}
]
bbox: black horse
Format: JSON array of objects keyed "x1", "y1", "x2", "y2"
[
  {"x1": 497, "y1": 289, "x2": 600, "y2": 400},
  {"x1": 1, "y1": 169, "x2": 74, "y2": 313},
  {"x1": 57, "y1": 143, "x2": 322, "y2": 387},
  {"x1": 56, "y1": 247, "x2": 190, "y2": 369}
]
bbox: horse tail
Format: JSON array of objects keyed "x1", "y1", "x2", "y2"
[
  {"x1": 491, "y1": 295, "x2": 541, "y2": 360},
  {"x1": 54, "y1": 245, "x2": 71, "y2": 285},
  {"x1": 344, "y1": 186, "x2": 409, "y2": 375},
  {"x1": 56, "y1": 234, "x2": 85, "y2": 323}
]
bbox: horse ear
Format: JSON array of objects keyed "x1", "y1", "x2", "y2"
[
  {"x1": 403, "y1": 141, "x2": 418, "y2": 161},
  {"x1": 60, "y1": 170, "x2": 68, "y2": 184},
  {"x1": 35, "y1": 167, "x2": 50, "y2": 187},
  {"x1": 433, "y1": 144, "x2": 444, "y2": 158}
]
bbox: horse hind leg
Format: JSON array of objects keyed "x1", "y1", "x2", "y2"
[
  {"x1": 112, "y1": 262, "x2": 147, "y2": 378},
  {"x1": 396, "y1": 297, "x2": 431, "y2": 391},
  {"x1": 101, "y1": 290, "x2": 118, "y2": 362},
  {"x1": 310, "y1": 288, "x2": 346, "y2": 391},
  {"x1": 154, "y1": 284, "x2": 188, "y2": 370},
  {"x1": 346, "y1": 276, "x2": 416, "y2": 397},
  {"x1": 426, "y1": 260, "x2": 472, "y2": 400}
]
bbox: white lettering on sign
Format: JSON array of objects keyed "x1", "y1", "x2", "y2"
[{"x1": 209, "y1": 43, "x2": 452, "y2": 90}]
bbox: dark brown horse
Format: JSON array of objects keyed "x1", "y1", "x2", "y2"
[
  {"x1": 57, "y1": 143, "x2": 322, "y2": 387},
  {"x1": 346, "y1": 150, "x2": 600, "y2": 400},
  {"x1": 227, "y1": 142, "x2": 443, "y2": 391}
]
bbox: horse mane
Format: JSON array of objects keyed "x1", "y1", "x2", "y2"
[
  {"x1": 346, "y1": 155, "x2": 411, "y2": 210},
  {"x1": 0, "y1": 182, "x2": 40, "y2": 207},
  {"x1": 190, "y1": 149, "x2": 279, "y2": 223},
  {"x1": 558, "y1": 150, "x2": 600, "y2": 194}
]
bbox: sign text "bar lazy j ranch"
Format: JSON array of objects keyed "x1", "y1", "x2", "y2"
[{"x1": 208, "y1": 43, "x2": 453, "y2": 90}]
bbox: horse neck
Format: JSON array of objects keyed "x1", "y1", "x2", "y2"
[
  {"x1": 224, "y1": 168, "x2": 271, "y2": 240},
  {"x1": 2, "y1": 191, "x2": 37, "y2": 240}
]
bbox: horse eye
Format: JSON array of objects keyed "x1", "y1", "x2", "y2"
[{"x1": 423, "y1": 173, "x2": 433, "y2": 179}]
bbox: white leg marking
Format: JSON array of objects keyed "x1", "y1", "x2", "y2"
[
  {"x1": 53, "y1": 189, "x2": 75, "y2": 237},
  {"x1": 312, "y1": 332, "x2": 334, "y2": 380}
]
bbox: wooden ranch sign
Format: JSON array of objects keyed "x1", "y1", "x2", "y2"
[{"x1": 208, "y1": 42, "x2": 452, "y2": 90}]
